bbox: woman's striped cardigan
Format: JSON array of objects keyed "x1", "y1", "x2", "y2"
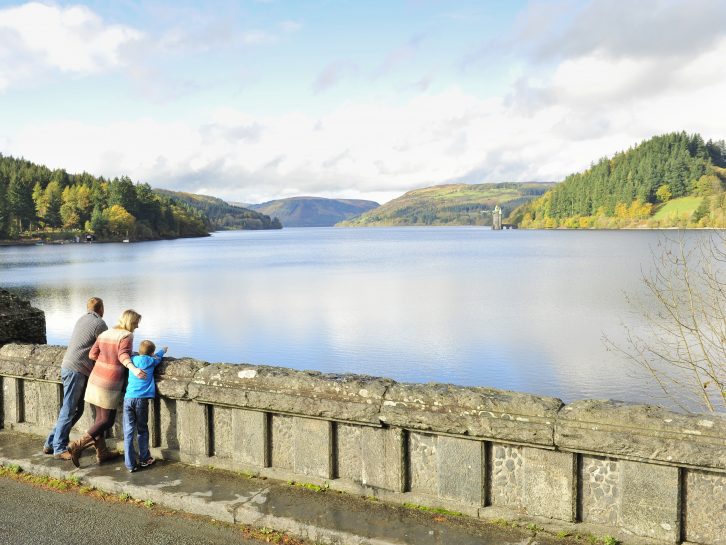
[{"x1": 85, "y1": 328, "x2": 133, "y2": 409}]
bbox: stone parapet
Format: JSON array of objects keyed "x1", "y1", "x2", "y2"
[
  {"x1": 2, "y1": 344, "x2": 724, "y2": 470},
  {"x1": 1, "y1": 342, "x2": 725, "y2": 544}
]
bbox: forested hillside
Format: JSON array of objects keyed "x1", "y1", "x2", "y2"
[
  {"x1": 0, "y1": 155, "x2": 207, "y2": 241},
  {"x1": 511, "y1": 132, "x2": 726, "y2": 228},
  {"x1": 248, "y1": 196, "x2": 378, "y2": 227},
  {"x1": 155, "y1": 189, "x2": 281, "y2": 230},
  {"x1": 338, "y1": 182, "x2": 554, "y2": 227}
]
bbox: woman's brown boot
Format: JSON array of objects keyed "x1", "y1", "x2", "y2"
[
  {"x1": 93, "y1": 436, "x2": 120, "y2": 464},
  {"x1": 67, "y1": 432, "x2": 94, "y2": 468}
]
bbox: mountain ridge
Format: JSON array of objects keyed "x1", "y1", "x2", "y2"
[{"x1": 248, "y1": 196, "x2": 379, "y2": 227}]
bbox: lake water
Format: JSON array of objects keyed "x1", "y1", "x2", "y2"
[{"x1": 0, "y1": 227, "x2": 693, "y2": 406}]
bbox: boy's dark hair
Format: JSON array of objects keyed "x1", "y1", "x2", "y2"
[{"x1": 139, "y1": 340, "x2": 156, "y2": 356}]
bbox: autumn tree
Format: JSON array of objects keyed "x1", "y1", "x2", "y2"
[
  {"x1": 656, "y1": 184, "x2": 672, "y2": 203},
  {"x1": 104, "y1": 204, "x2": 135, "y2": 237}
]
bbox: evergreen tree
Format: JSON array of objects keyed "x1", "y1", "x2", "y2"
[{"x1": 7, "y1": 176, "x2": 35, "y2": 231}]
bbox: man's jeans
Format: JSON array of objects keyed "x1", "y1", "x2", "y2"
[
  {"x1": 123, "y1": 397, "x2": 150, "y2": 470},
  {"x1": 44, "y1": 368, "x2": 88, "y2": 455}
]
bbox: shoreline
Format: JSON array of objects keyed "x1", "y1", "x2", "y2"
[{"x1": 0, "y1": 232, "x2": 212, "y2": 247}]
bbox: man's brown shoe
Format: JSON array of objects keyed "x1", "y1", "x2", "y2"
[
  {"x1": 53, "y1": 451, "x2": 72, "y2": 461},
  {"x1": 43, "y1": 446, "x2": 53, "y2": 455}
]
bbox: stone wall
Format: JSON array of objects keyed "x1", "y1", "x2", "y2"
[
  {"x1": 0, "y1": 289, "x2": 46, "y2": 345},
  {"x1": 0, "y1": 343, "x2": 724, "y2": 545}
]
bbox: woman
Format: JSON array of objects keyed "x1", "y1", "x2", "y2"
[{"x1": 68, "y1": 309, "x2": 146, "y2": 467}]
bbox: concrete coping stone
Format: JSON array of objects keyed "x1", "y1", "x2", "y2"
[
  {"x1": 0, "y1": 343, "x2": 65, "y2": 381},
  {"x1": 556, "y1": 399, "x2": 726, "y2": 470},
  {"x1": 183, "y1": 361, "x2": 394, "y2": 424},
  {"x1": 380, "y1": 381, "x2": 564, "y2": 446}
]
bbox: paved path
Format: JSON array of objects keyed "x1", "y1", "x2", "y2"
[
  {"x1": 0, "y1": 431, "x2": 580, "y2": 545},
  {"x1": 0, "y1": 477, "x2": 267, "y2": 545}
]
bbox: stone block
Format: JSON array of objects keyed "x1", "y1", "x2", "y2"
[
  {"x1": 0, "y1": 344, "x2": 63, "y2": 382},
  {"x1": 158, "y1": 398, "x2": 180, "y2": 451},
  {"x1": 21, "y1": 381, "x2": 60, "y2": 428},
  {"x1": 522, "y1": 447, "x2": 575, "y2": 521},
  {"x1": 187, "y1": 363, "x2": 390, "y2": 424},
  {"x1": 2, "y1": 377, "x2": 21, "y2": 425},
  {"x1": 156, "y1": 358, "x2": 208, "y2": 400},
  {"x1": 337, "y1": 423, "x2": 363, "y2": 481},
  {"x1": 684, "y1": 469, "x2": 726, "y2": 545},
  {"x1": 271, "y1": 414, "x2": 294, "y2": 470},
  {"x1": 556, "y1": 400, "x2": 726, "y2": 470},
  {"x1": 491, "y1": 444, "x2": 575, "y2": 521},
  {"x1": 22, "y1": 380, "x2": 38, "y2": 424},
  {"x1": 409, "y1": 432, "x2": 437, "y2": 496},
  {"x1": 292, "y1": 416, "x2": 332, "y2": 479},
  {"x1": 336, "y1": 424, "x2": 405, "y2": 492},
  {"x1": 408, "y1": 432, "x2": 484, "y2": 505},
  {"x1": 210, "y1": 405, "x2": 233, "y2": 458},
  {"x1": 619, "y1": 460, "x2": 679, "y2": 542},
  {"x1": 176, "y1": 400, "x2": 208, "y2": 458},
  {"x1": 436, "y1": 435, "x2": 484, "y2": 505},
  {"x1": 579, "y1": 455, "x2": 620, "y2": 526},
  {"x1": 231, "y1": 409, "x2": 267, "y2": 467},
  {"x1": 381, "y1": 382, "x2": 562, "y2": 447},
  {"x1": 361, "y1": 426, "x2": 405, "y2": 492},
  {"x1": 491, "y1": 444, "x2": 524, "y2": 509}
]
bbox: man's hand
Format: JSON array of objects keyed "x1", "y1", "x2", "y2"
[{"x1": 132, "y1": 367, "x2": 147, "y2": 380}]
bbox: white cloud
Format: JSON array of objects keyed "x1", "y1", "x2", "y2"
[
  {"x1": 516, "y1": 0, "x2": 726, "y2": 62},
  {"x1": 0, "y1": 2, "x2": 142, "y2": 89},
  {"x1": 3, "y1": 1, "x2": 726, "y2": 205},
  {"x1": 8, "y1": 31, "x2": 726, "y2": 206}
]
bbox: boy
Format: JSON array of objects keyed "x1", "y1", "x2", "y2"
[{"x1": 123, "y1": 340, "x2": 167, "y2": 472}]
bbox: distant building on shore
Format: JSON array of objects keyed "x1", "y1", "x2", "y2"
[{"x1": 492, "y1": 205, "x2": 502, "y2": 230}]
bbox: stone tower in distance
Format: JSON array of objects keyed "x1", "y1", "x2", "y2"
[{"x1": 492, "y1": 205, "x2": 502, "y2": 230}]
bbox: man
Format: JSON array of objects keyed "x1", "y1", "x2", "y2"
[{"x1": 43, "y1": 297, "x2": 108, "y2": 460}]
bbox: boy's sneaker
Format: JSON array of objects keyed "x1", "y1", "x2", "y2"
[
  {"x1": 139, "y1": 457, "x2": 155, "y2": 468},
  {"x1": 128, "y1": 466, "x2": 139, "y2": 473},
  {"x1": 43, "y1": 446, "x2": 53, "y2": 455}
]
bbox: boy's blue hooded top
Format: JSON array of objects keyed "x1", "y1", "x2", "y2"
[{"x1": 125, "y1": 349, "x2": 165, "y2": 399}]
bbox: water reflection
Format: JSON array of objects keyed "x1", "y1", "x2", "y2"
[{"x1": 0, "y1": 228, "x2": 693, "y2": 406}]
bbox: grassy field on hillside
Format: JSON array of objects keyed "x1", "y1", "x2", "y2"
[
  {"x1": 339, "y1": 182, "x2": 554, "y2": 227},
  {"x1": 652, "y1": 197, "x2": 703, "y2": 220}
]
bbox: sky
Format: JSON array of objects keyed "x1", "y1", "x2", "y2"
[{"x1": 1, "y1": 0, "x2": 725, "y2": 205}]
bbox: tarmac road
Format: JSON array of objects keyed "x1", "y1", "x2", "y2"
[{"x1": 0, "y1": 477, "x2": 270, "y2": 545}]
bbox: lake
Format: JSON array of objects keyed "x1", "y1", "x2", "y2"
[{"x1": 0, "y1": 227, "x2": 694, "y2": 407}]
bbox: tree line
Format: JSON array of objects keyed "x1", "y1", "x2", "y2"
[
  {"x1": 1, "y1": 155, "x2": 220, "y2": 240},
  {"x1": 155, "y1": 189, "x2": 281, "y2": 231},
  {"x1": 511, "y1": 132, "x2": 726, "y2": 228}
]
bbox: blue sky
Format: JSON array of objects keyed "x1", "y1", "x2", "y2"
[{"x1": 1, "y1": 0, "x2": 725, "y2": 204}]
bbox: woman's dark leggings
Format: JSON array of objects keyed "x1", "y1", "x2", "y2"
[{"x1": 87, "y1": 406, "x2": 117, "y2": 440}]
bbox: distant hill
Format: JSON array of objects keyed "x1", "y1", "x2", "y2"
[
  {"x1": 337, "y1": 182, "x2": 554, "y2": 227},
  {"x1": 248, "y1": 197, "x2": 379, "y2": 227},
  {"x1": 155, "y1": 189, "x2": 282, "y2": 230},
  {"x1": 510, "y1": 132, "x2": 726, "y2": 228}
]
